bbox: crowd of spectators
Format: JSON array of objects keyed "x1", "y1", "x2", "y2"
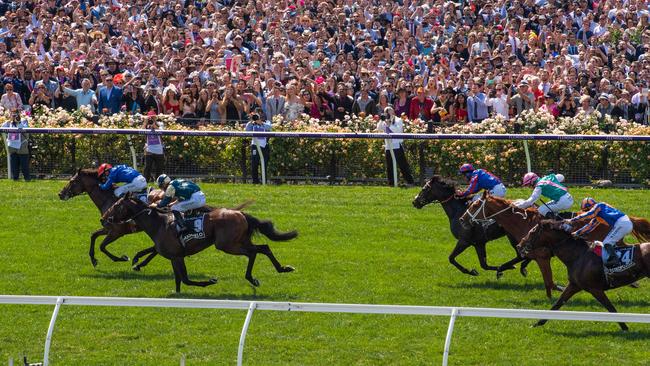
[{"x1": 0, "y1": 0, "x2": 648, "y2": 130}]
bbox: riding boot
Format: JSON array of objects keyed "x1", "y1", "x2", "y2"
[
  {"x1": 604, "y1": 244, "x2": 621, "y2": 268},
  {"x1": 172, "y1": 211, "x2": 188, "y2": 234}
]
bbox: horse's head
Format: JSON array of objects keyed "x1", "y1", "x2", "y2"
[
  {"x1": 101, "y1": 193, "x2": 145, "y2": 225},
  {"x1": 412, "y1": 175, "x2": 457, "y2": 209},
  {"x1": 459, "y1": 191, "x2": 512, "y2": 228},
  {"x1": 517, "y1": 220, "x2": 565, "y2": 257},
  {"x1": 58, "y1": 168, "x2": 99, "y2": 200}
]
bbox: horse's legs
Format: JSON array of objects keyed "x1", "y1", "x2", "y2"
[
  {"x1": 589, "y1": 289, "x2": 629, "y2": 331},
  {"x1": 535, "y1": 257, "x2": 564, "y2": 299},
  {"x1": 172, "y1": 257, "x2": 218, "y2": 290},
  {"x1": 534, "y1": 282, "x2": 581, "y2": 327},
  {"x1": 89, "y1": 227, "x2": 108, "y2": 267},
  {"x1": 256, "y1": 244, "x2": 295, "y2": 273},
  {"x1": 520, "y1": 258, "x2": 532, "y2": 277},
  {"x1": 99, "y1": 230, "x2": 130, "y2": 263},
  {"x1": 495, "y1": 256, "x2": 525, "y2": 280},
  {"x1": 448, "y1": 240, "x2": 479, "y2": 276},
  {"x1": 474, "y1": 243, "x2": 500, "y2": 272},
  {"x1": 132, "y1": 247, "x2": 157, "y2": 271},
  {"x1": 244, "y1": 247, "x2": 260, "y2": 287},
  {"x1": 171, "y1": 258, "x2": 182, "y2": 293}
]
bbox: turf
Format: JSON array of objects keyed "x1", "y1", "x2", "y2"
[{"x1": 0, "y1": 181, "x2": 649, "y2": 365}]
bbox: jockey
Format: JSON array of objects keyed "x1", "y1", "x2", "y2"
[
  {"x1": 156, "y1": 174, "x2": 206, "y2": 233},
  {"x1": 516, "y1": 172, "x2": 573, "y2": 218},
  {"x1": 456, "y1": 163, "x2": 506, "y2": 202},
  {"x1": 98, "y1": 163, "x2": 147, "y2": 197},
  {"x1": 562, "y1": 198, "x2": 631, "y2": 267}
]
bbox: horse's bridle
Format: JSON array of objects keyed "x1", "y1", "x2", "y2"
[
  {"x1": 465, "y1": 196, "x2": 529, "y2": 225},
  {"x1": 105, "y1": 206, "x2": 151, "y2": 225}
]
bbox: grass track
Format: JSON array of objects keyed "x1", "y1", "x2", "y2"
[{"x1": 0, "y1": 181, "x2": 649, "y2": 365}]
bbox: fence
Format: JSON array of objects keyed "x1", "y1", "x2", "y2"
[
  {"x1": 2, "y1": 295, "x2": 650, "y2": 366},
  {"x1": 2, "y1": 128, "x2": 650, "y2": 186}
]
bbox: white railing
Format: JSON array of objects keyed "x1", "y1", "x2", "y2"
[{"x1": 2, "y1": 295, "x2": 650, "y2": 366}]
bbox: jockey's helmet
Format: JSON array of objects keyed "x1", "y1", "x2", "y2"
[
  {"x1": 458, "y1": 163, "x2": 475, "y2": 174},
  {"x1": 157, "y1": 174, "x2": 171, "y2": 189},
  {"x1": 581, "y1": 197, "x2": 597, "y2": 211},
  {"x1": 522, "y1": 172, "x2": 539, "y2": 187},
  {"x1": 97, "y1": 163, "x2": 112, "y2": 177}
]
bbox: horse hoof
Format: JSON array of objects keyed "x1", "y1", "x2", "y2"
[
  {"x1": 468, "y1": 269, "x2": 479, "y2": 276},
  {"x1": 283, "y1": 266, "x2": 295, "y2": 273},
  {"x1": 120, "y1": 255, "x2": 129, "y2": 262},
  {"x1": 251, "y1": 279, "x2": 260, "y2": 287},
  {"x1": 520, "y1": 268, "x2": 528, "y2": 277},
  {"x1": 554, "y1": 284, "x2": 566, "y2": 292},
  {"x1": 91, "y1": 258, "x2": 98, "y2": 268},
  {"x1": 496, "y1": 271, "x2": 504, "y2": 280},
  {"x1": 209, "y1": 278, "x2": 218, "y2": 284},
  {"x1": 132, "y1": 265, "x2": 141, "y2": 272},
  {"x1": 132, "y1": 257, "x2": 139, "y2": 266},
  {"x1": 629, "y1": 282, "x2": 640, "y2": 289}
]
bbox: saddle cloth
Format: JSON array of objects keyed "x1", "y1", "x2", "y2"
[
  {"x1": 178, "y1": 213, "x2": 207, "y2": 245},
  {"x1": 591, "y1": 242, "x2": 636, "y2": 274}
]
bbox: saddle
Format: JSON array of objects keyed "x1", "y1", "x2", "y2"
[{"x1": 591, "y1": 242, "x2": 640, "y2": 287}]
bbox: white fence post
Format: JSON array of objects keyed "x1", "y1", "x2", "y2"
[
  {"x1": 43, "y1": 296, "x2": 64, "y2": 366},
  {"x1": 442, "y1": 308, "x2": 458, "y2": 366},
  {"x1": 388, "y1": 148, "x2": 398, "y2": 187},
  {"x1": 253, "y1": 142, "x2": 266, "y2": 185},
  {"x1": 2, "y1": 133, "x2": 10, "y2": 179},
  {"x1": 237, "y1": 302, "x2": 257, "y2": 366},
  {"x1": 523, "y1": 141, "x2": 532, "y2": 173},
  {"x1": 126, "y1": 135, "x2": 138, "y2": 170}
]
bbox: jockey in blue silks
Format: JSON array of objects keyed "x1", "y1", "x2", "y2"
[
  {"x1": 456, "y1": 163, "x2": 506, "y2": 202},
  {"x1": 98, "y1": 163, "x2": 147, "y2": 197}
]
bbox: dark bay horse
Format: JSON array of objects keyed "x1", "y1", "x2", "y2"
[
  {"x1": 460, "y1": 192, "x2": 650, "y2": 298},
  {"x1": 59, "y1": 168, "x2": 164, "y2": 269},
  {"x1": 102, "y1": 194, "x2": 297, "y2": 292},
  {"x1": 518, "y1": 221, "x2": 650, "y2": 331},
  {"x1": 412, "y1": 175, "x2": 528, "y2": 277}
]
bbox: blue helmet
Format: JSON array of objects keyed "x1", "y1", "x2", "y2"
[
  {"x1": 459, "y1": 163, "x2": 475, "y2": 174},
  {"x1": 581, "y1": 197, "x2": 597, "y2": 211},
  {"x1": 156, "y1": 174, "x2": 171, "y2": 189}
]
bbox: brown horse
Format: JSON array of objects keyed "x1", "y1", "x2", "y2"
[
  {"x1": 459, "y1": 192, "x2": 650, "y2": 298},
  {"x1": 59, "y1": 168, "x2": 164, "y2": 270},
  {"x1": 518, "y1": 221, "x2": 650, "y2": 331},
  {"x1": 102, "y1": 194, "x2": 297, "y2": 292}
]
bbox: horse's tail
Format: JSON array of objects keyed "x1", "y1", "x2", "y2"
[
  {"x1": 243, "y1": 213, "x2": 298, "y2": 242},
  {"x1": 230, "y1": 200, "x2": 255, "y2": 211},
  {"x1": 630, "y1": 216, "x2": 650, "y2": 242}
]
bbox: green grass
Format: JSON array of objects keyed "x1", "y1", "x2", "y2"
[{"x1": 0, "y1": 181, "x2": 649, "y2": 365}]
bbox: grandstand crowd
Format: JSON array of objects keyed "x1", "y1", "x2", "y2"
[{"x1": 0, "y1": 0, "x2": 649, "y2": 128}]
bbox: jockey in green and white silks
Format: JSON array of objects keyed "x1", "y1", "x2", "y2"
[
  {"x1": 515, "y1": 172, "x2": 573, "y2": 217},
  {"x1": 156, "y1": 174, "x2": 206, "y2": 233}
]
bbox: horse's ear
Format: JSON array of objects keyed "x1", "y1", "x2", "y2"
[{"x1": 77, "y1": 167, "x2": 82, "y2": 174}]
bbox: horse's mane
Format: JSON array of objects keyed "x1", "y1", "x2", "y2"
[
  {"x1": 537, "y1": 219, "x2": 590, "y2": 249},
  {"x1": 429, "y1": 175, "x2": 472, "y2": 203},
  {"x1": 80, "y1": 168, "x2": 100, "y2": 178}
]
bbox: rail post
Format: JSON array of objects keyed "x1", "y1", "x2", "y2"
[
  {"x1": 442, "y1": 308, "x2": 458, "y2": 366},
  {"x1": 43, "y1": 296, "x2": 64, "y2": 366},
  {"x1": 237, "y1": 302, "x2": 257, "y2": 366}
]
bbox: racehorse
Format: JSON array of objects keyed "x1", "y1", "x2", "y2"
[
  {"x1": 59, "y1": 168, "x2": 164, "y2": 269},
  {"x1": 459, "y1": 192, "x2": 650, "y2": 298},
  {"x1": 412, "y1": 175, "x2": 530, "y2": 277},
  {"x1": 102, "y1": 194, "x2": 297, "y2": 292},
  {"x1": 518, "y1": 221, "x2": 650, "y2": 331}
]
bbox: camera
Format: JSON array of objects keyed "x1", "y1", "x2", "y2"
[
  {"x1": 380, "y1": 114, "x2": 387, "y2": 121},
  {"x1": 251, "y1": 113, "x2": 260, "y2": 122}
]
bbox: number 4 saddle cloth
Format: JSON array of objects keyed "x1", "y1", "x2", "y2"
[{"x1": 591, "y1": 242, "x2": 642, "y2": 288}]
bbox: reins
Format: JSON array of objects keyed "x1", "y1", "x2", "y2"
[
  {"x1": 466, "y1": 196, "x2": 529, "y2": 225},
  {"x1": 106, "y1": 205, "x2": 151, "y2": 225}
]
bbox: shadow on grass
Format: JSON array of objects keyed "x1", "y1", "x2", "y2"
[
  {"x1": 166, "y1": 291, "x2": 299, "y2": 301},
  {"x1": 548, "y1": 328, "x2": 650, "y2": 339},
  {"x1": 529, "y1": 297, "x2": 650, "y2": 308},
  {"x1": 82, "y1": 270, "x2": 173, "y2": 281},
  {"x1": 444, "y1": 281, "x2": 544, "y2": 292}
]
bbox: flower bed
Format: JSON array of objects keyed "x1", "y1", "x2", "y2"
[{"x1": 2, "y1": 107, "x2": 649, "y2": 185}]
